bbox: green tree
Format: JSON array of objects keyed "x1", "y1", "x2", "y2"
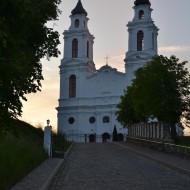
[
  {"x1": 0, "y1": 0, "x2": 61, "y2": 126},
  {"x1": 116, "y1": 55, "x2": 190, "y2": 135},
  {"x1": 112, "y1": 125, "x2": 118, "y2": 142},
  {"x1": 116, "y1": 88, "x2": 140, "y2": 127}
]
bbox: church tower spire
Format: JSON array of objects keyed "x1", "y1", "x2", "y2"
[
  {"x1": 134, "y1": 0, "x2": 151, "y2": 6},
  {"x1": 125, "y1": 0, "x2": 159, "y2": 85},
  {"x1": 62, "y1": 0, "x2": 94, "y2": 64},
  {"x1": 71, "y1": 0, "x2": 88, "y2": 16}
]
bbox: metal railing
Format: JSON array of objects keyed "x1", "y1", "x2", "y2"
[
  {"x1": 64, "y1": 133, "x2": 106, "y2": 143},
  {"x1": 127, "y1": 136, "x2": 190, "y2": 157},
  {"x1": 164, "y1": 143, "x2": 190, "y2": 155}
]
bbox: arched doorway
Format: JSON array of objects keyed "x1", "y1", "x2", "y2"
[
  {"x1": 102, "y1": 133, "x2": 110, "y2": 142},
  {"x1": 89, "y1": 134, "x2": 96, "y2": 142}
]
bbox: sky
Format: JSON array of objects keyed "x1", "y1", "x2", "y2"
[{"x1": 20, "y1": 0, "x2": 190, "y2": 134}]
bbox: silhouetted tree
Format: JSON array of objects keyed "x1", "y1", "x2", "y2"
[
  {"x1": 0, "y1": 0, "x2": 61, "y2": 128},
  {"x1": 112, "y1": 125, "x2": 118, "y2": 141},
  {"x1": 116, "y1": 55, "x2": 190, "y2": 138}
]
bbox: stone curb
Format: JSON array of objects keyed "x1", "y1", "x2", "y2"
[
  {"x1": 41, "y1": 142, "x2": 74, "y2": 190},
  {"x1": 114, "y1": 142, "x2": 190, "y2": 177}
]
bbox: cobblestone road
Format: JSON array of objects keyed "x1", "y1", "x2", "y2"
[{"x1": 49, "y1": 143, "x2": 190, "y2": 190}]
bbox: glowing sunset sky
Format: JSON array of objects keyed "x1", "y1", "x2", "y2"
[{"x1": 20, "y1": 0, "x2": 190, "y2": 134}]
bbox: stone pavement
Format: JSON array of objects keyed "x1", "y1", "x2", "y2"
[
  {"x1": 10, "y1": 142, "x2": 190, "y2": 190},
  {"x1": 117, "y1": 142, "x2": 190, "y2": 177},
  {"x1": 11, "y1": 158, "x2": 64, "y2": 190},
  {"x1": 49, "y1": 143, "x2": 190, "y2": 190}
]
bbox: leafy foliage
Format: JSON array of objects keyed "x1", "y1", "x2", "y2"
[
  {"x1": 0, "y1": 0, "x2": 61, "y2": 125},
  {"x1": 112, "y1": 125, "x2": 118, "y2": 141},
  {"x1": 116, "y1": 55, "x2": 190, "y2": 128},
  {"x1": 116, "y1": 88, "x2": 139, "y2": 126}
]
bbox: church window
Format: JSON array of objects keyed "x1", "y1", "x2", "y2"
[
  {"x1": 103, "y1": 116, "x2": 110, "y2": 123},
  {"x1": 152, "y1": 33, "x2": 154, "y2": 50},
  {"x1": 68, "y1": 117, "x2": 75, "y2": 124},
  {"x1": 69, "y1": 75, "x2": 76, "y2": 98},
  {"x1": 83, "y1": 21, "x2": 86, "y2": 27},
  {"x1": 72, "y1": 39, "x2": 78, "y2": 58},
  {"x1": 87, "y1": 41, "x2": 89, "y2": 58},
  {"x1": 89, "y1": 117, "x2": 96, "y2": 124},
  {"x1": 139, "y1": 10, "x2": 144, "y2": 19},
  {"x1": 75, "y1": 19, "x2": 80, "y2": 28},
  {"x1": 137, "y1": 30, "x2": 144, "y2": 51}
]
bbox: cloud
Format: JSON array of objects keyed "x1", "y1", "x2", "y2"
[{"x1": 159, "y1": 45, "x2": 190, "y2": 53}]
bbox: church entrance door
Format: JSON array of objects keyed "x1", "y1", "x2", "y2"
[
  {"x1": 89, "y1": 134, "x2": 96, "y2": 142},
  {"x1": 102, "y1": 133, "x2": 110, "y2": 142}
]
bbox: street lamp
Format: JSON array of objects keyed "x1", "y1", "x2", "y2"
[{"x1": 47, "y1": 119, "x2": 50, "y2": 127}]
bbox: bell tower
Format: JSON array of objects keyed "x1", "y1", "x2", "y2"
[
  {"x1": 62, "y1": 0, "x2": 95, "y2": 71},
  {"x1": 125, "y1": 0, "x2": 159, "y2": 85},
  {"x1": 59, "y1": 0, "x2": 95, "y2": 100}
]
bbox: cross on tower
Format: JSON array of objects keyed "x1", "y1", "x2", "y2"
[{"x1": 105, "y1": 56, "x2": 109, "y2": 65}]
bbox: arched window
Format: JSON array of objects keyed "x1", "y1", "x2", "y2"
[
  {"x1": 103, "y1": 116, "x2": 110, "y2": 123},
  {"x1": 152, "y1": 33, "x2": 154, "y2": 50},
  {"x1": 69, "y1": 75, "x2": 76, "y2": 98},
  {"x1": 72, "y1": 39, "x2": 78, "y2": 58},
  {"x1": 139, "y1": 10, "x2": 144, "y2": 19},
  {"x1": 137, "y1": 30, "x2": 144, "y2": 51},
  {"x1": 75, "y1": 19, "x2": 79, "y2": 28},
  {"x1": 87, "y1": 41, "x2": 89, "y2": 58}
]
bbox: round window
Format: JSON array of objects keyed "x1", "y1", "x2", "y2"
[
  {"x1": 68, "y1": 117, "x2": 75, "y2": 124},
  {"x1": 89, "y1": 117, "x2": 96, "y2": 124}
]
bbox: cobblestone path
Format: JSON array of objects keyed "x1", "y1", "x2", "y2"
[{"x1": 49, "y1": 143, "x2": 190, "y2": 190}]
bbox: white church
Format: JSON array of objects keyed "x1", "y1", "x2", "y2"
[{"x1": 56, "y1": 0, "x2": 159, "y2": 142}]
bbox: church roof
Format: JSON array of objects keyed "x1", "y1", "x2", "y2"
[
  {"x1": 71, "y1": 0, "x2": 88, "y2": 16},
  {"x1": 134, "y1": 0, "x2": 151, "y2": 6},
  {"x1": 99, "y1": 64, "x2": 117, "y2": 72}
]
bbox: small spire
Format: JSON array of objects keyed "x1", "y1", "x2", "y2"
[
  {"x1": 134, "y1": 0, "x2": 151, "y2": 6},
  {"x1": 105, "y1": 56, "x2": 109, "y2": 65},
  {"x1": 71, "y1": 0, "x2": 88, "y2": 16}
]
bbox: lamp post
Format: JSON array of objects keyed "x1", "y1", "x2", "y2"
[
  {"x1": 47, "y1": 119, "x2": 50, "y2": 127},
  {"x1": 44, "y1": 119, "x2": 52, "y2": 157}
]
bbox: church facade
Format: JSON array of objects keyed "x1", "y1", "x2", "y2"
[{"x1": 57, "y1": 0, "x2": 158, "y2": 142}]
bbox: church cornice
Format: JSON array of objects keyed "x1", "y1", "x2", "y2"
[
  {"x1": 60, "y1": 59, "x2": 88, "y2": 69},
  {"x1": 125, "y1": 51, "x2": 156, "y2": 62},
  {"x1": 56, "y1": 107, "x2": 118, "y2": 116},
  {"x1": 64, "y1": 29, "x2": 94, "y2": 39},
  {"x1": 57, "y1": 104, "x2": 118, "y2": 112},
  {"x1": 127, "y1": 20, "x2": 155, "y2": 27},
  {"x1": 61, "y1": 58, "x2": 85, "y2": 64},
  {"x1": 128, "y1": 23, "x2": 159, "y2": 33},
  {"x1": 59, "y1": 95, "x2": 121, "y2": 102}
]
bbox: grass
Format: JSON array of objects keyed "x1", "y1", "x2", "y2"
[
  {"x1": 52, "y1": 133, "x2": 72, "y2": 158},
  {"x1": 175, "y1": 136, "x2": 190, "y2": 147},
  {"x1": 0, "y1": 119, "x2": 47, "y2": 190},
  {"x1": 174, "y1": 136, "x2": 190, "y2": 155}
]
